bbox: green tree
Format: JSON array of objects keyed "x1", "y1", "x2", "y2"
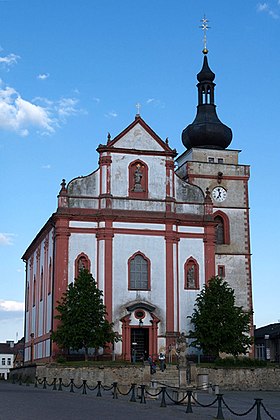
[
  {"x1": 51, "y1": 269, "x2": 117, "y2": 360},
  {"x1": 189, "y1": 276, "x2": 252, "y2": 359}
]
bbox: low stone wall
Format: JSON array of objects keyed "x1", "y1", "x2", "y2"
[
  {"x1": 10, "y1": 364, "x2": 280, "y2": 391},
  {"x1": 194, "y1": 366, "x2": 280, "y2": 391}
]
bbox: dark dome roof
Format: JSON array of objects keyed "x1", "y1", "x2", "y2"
[
  {"x1": 182, "y1": 53, "x2": 232, "y2": 150},
  {"x1": 197, "y1": 55, "x2": 215, "y2": 82}
]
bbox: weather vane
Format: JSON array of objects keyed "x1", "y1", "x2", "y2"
[{"x1": 200, "y1": 15, "x2": 210, "y2": 54}]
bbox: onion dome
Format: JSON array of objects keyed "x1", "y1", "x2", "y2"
[{"x1": 182, "y1": 51, "x2": 232, "y2": 150}]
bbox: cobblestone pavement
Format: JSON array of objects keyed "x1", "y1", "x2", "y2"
[{"x1": 0, "y1": 381, "x2": 279, "y2": 420}]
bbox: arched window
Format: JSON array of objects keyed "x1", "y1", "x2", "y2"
[
  {"x1": 48, "y1": 258, "x2": 52, "y2": 295},
  {"x1": 26, "y1": 282, "x2": 30, "y2": 312},
  {"x1": 128, "y1": 160, "x2": 148, "y2": 198},
  {"x1": 128, "y1": 252, "x2": 150, "y2": 290},
  {"x1": 184, "y1": 257, "x2": 199, "y2": 290},
  {"x1": 40, "y1": 268, "x2": 43, "y2": 301},
  {"x1": 33, "y1": 275, "x2": 36, "y2": 307},
  {"x1": 75, "y1": 253, "x2": 91, "y2": 278},
  {"x1": 214, "y1": 211, "x2": 230, "y2": 245}
]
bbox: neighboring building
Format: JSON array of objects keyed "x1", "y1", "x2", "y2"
[
  {"x1": 255, "y1": 323, "x2": 280, "y2": 362},
  {"x1": 0, "y1": 342, "x2": 14, "y2": 379},
  {"x1": 22, "y1": 49, "x2": 253, "y2": 363}
]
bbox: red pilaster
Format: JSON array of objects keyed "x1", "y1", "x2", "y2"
[
  {"x1": 53, "y1": 218, "x2": 70, "y2": 332},
  {"x1": 165, "y1": 223, "x2": 177, "y2": 347},
  {"x1": 204, "y1": 224, "x2": 216, "y2": 283}
]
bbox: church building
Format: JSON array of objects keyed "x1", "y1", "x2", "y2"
[{"x1": 22, "y1": 48, "x2": 253, "y2": 363}]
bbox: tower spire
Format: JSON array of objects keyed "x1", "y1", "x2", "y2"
[{"x1": 181, "y1": 17, "x2": 232, "y2": 150}]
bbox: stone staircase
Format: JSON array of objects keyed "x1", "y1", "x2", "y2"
[{"x1": 150, "y1": 365, "x2": 180, "y2": 387}]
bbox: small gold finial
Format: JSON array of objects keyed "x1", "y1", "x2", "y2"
[{"x1": 200, "y1": 15, "x2": 210, "y2": 54}]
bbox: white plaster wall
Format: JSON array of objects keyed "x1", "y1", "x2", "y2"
[
  {"x1": 69, "y1": 221, "x2": 98, "y2": 228},
  {"x1": 215, "y1": 254, "x2": 249, "y2": 309},
  {"x1": 113, "y1": 222, "x2": 165, "y2": 231},
  {"x1": 111, "y1": 153, "x2": 166, "y2": 199},
  {"x1": 112, "y1": 198, "x2": 166, "y2": 212},
  {"x1": 178, "y1": 226, "x2": 204, "y2": 234},
  {"x1": 113, "y1": 124, "x2": 164, "y2": 151},
  {"x1": 112, "y1": 234, "x2": 166, "y2": 334},
  {"x1": 68, "y1": 233, "x2": 97, "y2": 282},
  {"x1": 178, "y1": 238, "x2": 205, "y2": 333}
]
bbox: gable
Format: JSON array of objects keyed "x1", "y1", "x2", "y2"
[{"x1": 107, "y1": 116, "x2": 173, "y2": 153}]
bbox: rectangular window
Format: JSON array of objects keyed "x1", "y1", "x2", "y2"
[
  {"x1": 208, "y1": 157, "x2": 214, "y2": 163},
  {"x1": 7, "y1": 358, "x2": 11, "y2": 366},
  {"x1": 218, "y1": 158, "x2": 224, "y2": 164},
  {"x1": 2, "y1": 358, "x2": 5, "y2": 365},
  {"x1": 218, "y1": 265, "x2": 225, "y2": 278}
]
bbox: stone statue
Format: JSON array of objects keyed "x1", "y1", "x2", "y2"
[
  {"x1": 176, "y1": 332, "x2": 188, "y2": 368},
  {"x1": 187, "y1": 265, "x2": 195, "y2": 288},
  {"x1": 133, "y1": 165, "x2": 143, "y2": 192}
]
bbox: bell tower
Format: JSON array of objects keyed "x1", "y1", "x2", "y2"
[{"x1": 176, "y1": 20, "x2": 253, "y2": 320}]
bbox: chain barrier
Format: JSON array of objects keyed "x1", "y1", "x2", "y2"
[
  {"x1": 116, "y1": 384, "x2": 133, "y2": 396},
  {"x1": 10, "y1": 375, "x2": 280, "y2": 419},
  {"x1": 222, "y1": 396, "x2": 257, "y2": 417},
  {"x1": 261, "y1": 401, "x2": 278, "y2": 420}
]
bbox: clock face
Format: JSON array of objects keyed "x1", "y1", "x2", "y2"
[{"x1": 212, "y1": 186, "x2": 227, "y2": 202}]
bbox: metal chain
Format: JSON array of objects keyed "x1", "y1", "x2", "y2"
[
  {"x1": 261, "y1": 402, "x2": 279, "y2": 420},
  {"x1": 192, "y1": 394, "x2": 218, "y2": 408},
  {"x1": 222, "y1": 397, "x2": 256, "y2": 417}
]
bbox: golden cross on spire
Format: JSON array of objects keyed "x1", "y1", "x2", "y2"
[{"x1": 200, "y1": 15, "x2": 210, "y2": 54}]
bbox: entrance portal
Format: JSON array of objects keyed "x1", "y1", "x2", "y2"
[{"x1": 131, "y1": 328, "x2": 149, "y2": 361}]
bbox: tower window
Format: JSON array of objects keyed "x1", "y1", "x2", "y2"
[
  {"x1": 215, "y1": 216, "x2": 225, "y2": 245},
  {"x1": 214, "y1": 211, "x2": 230, "y2": 245},
  {"x1": 218, "y1": 265, "x2": 225, "y2": 278},
  {"x1": 128, "y1": 252, "x2": 150, "y2": 290},
  {"x1": 218, "y1": 158, "x2": 224, "y2": 164},
  {"x1": 208, "y1": 157, "x2": 214, "y2": 163}
]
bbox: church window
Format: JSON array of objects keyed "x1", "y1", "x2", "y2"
[
  {"x1": 218, "y1": 158, "x2": 224, "y2": 164},
  {"x1": 184, "y1": 257, "x2": 199, "y2": 290},
  {"x1": 214, "y1": 211, "x2": 230, "y2": 245},
  {"x1": 26, "y1": 282, "x2": 30, "y2": 311},
  {"x1": 218, "y1": 265, "x2": 225, "y2": 278},
  {"x1": 33, "y1": 275, "x2": 36, "y2": 307},
  {"x1": 48, "y1": 259, "x2": 52, "y2": 295},
  {"x1": 40, "y1": 268, "x2": 43, "y2": 301},
  {"x1": 129, "y1": 160, "x2": 148, "y2": 198},
  {"x1": 128, "y1": 252, "x2": 150, "y2": 290},
  {"x1": 208, "y1": 157, "x2": 214, "y2": 163},
  {"x1": 75, "y1": 253, "x2": 91, "y2": 279}
]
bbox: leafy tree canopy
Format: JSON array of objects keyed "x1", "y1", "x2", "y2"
[
  {"x1": 51, "y1": 269, "x2": 117, "y2": 358},
  {"x1": 189, "y1": 276, "x2": 252, "y2": 358}
]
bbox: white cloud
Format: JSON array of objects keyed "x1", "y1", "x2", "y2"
[
  {"x1": 146, "y1": 98, "x2": 165, "y2": 109},
  {"x1": 93, "y1": 97, "x2": 100, "y2": 104},
  {"x1": 0, "y1": 53, "x2": 20, "y2": 68},
  {"x1": 105, "y1": 110, "x2": 118, "y2": 118},
  {"x1": 42, "y1": 164, "x2": 51, "y2": 169},
  {"x1": 37, "y1": 73, "x2": 49, "y2": 80},
  {"x1": 257, "y1": 2, "x2": 279, "y2": 18},
  {"x1": 257, "y1": 2, "x2": 268, "y2": 11},
  {"x1": 0, "y1": 81, "x2": 84, "y2": 136},
  {"x1": 0, "y1": 85, "x2": 54, "y2": 136},
  {"x1": 0, "y1": 233, "x2": 15, "y2": 245},
  {"x1": 0, "y1": 300, "x2": 24, "y2": 312}
]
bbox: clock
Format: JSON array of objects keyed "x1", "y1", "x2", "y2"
[{"x1": 212, "y1": 186, "x2": 227, "y2": 202}]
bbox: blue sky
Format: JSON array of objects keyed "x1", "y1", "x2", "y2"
[{"x1": 0, "y1": 0, "x2": 279, "y2": 342}]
